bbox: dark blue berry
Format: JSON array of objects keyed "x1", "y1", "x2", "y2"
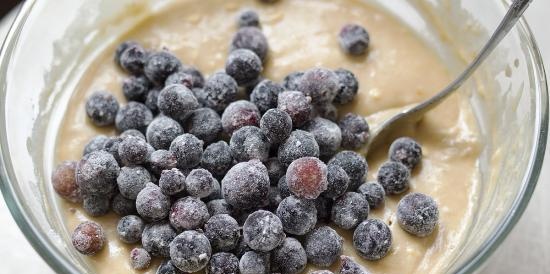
[
  {"x1": 148, "y1": 149, "x2": 178, "y2": 177},
  {"x1": 82, "y1": 195, "x2": 110, "y2": 217},
  {"x1": 207, "y1": 199, "x2": 235, "y2": 216},
  {"x1": 260, "y1": 108, "x2": 292, "y2": 145},
  {"x1": 183, "y1": 108, "x2": 222, "y2": 144},
  {"x1": 277, "y1": 91, "x2": 312, "y2": 127},
  {"x1": 238, "y1": 9, "x2": 260, "y2": 28},
  {"x1": 118, "y1": 135, "x2": 151, "y2": 166},
  {"x1": 159, "y1": 168, "x2": 186, "y2": 196},
  {"x1": 169, "y1": 230, "x2": 212, "y2": 272},
  {"x1": 271, "y1": 237, "x2": 307, "y2": 274},
  {"x1": 389, "y1": 137, "x2": 422, "y2": 169},
  {"x1": 243, "y1": 210, "x2": 285, "y2": 252},
  {"x1": 298, "y1": 68, "x2": 339, "y2": 105},
  {"x1": 339, "y1": 113, "x2": 369, "y2": 150},
  {"x1": 207, "y1": 252, "x2": 240, "y2": 274},
  {"x1": 221, "y1": 100, "x2": 261, "y2": 136},
  {"x1": 169, "y1": 197, "x2": 210, "y2": 231},
  {"x1": 304, "y1": 117, "x2": 342, "y2": 157},
  {"x1": 185, "y1": 168, "x2": 216, "y2": 198},
  {"x1": 201, "y1": 141, "x2": 233, "y2": 178},
  {"x1": 157, "y1": 260, "x2": 185, "y2": 274},
  {"x1": 230, "y1": 126, "x2": 270, "y2": 163},
  {"x1": 123, "y1": 75, "x2": 151, "y2": 102},
  {"x1": 397, "y1": 192, "x2": 439, "y2": 237},
  {"x1": 377, "y1": 161, "x2": 410, "y2": 194},
  {"x1": 205, "y1": 214, "x2": 240, "y2": 252},
  {"x1": 116, "y1": 215, "x2": 144, "y2": 244},
  {"x1": 328, "y1": 151, "x2": 367, "y2": 191},
  {"x1": 130, "y1": 247, "x2": 151, "y2": 270},
  {"x1": 339, "y1": 24, "x2": 370, "y2": 55},
  {"x1": 334, "y1": 68, "x2": 359, "y2": 104},
  {"x1": 51, "y1": 161, "x2": 81, "y2": 203},
  {"x1": 331, "y1": 192, "x2": 369, "y2": 230},
  {"x1": 120, "y1": 129, "x2": 146, "y2": 140},
  {"x1": 313, "y1": 103, "x2": 338, "y2": 122},
  {"x1": 276, "y1": 195, "x2": 317, "y2": 235},
  {"x1": 71, "y1": 221, "x2": 105, "y2": 255},
  {"x1": 83, "y1": 135, "x2": 109, "y2": 156},
  {"x1": 239, "y1": 251, "x2": 270, "y2": 274},
  {"x1": 267, "y1": 186, "x2": 283, "y2": 212},
  {"x1": 278, "y1": 130, "x2": 319, "y2": 167},
  {"x1": 136, "y1": 183, "x2": 171, "y2": 222},
  {"x1": 117, "y1": 166, "x2": 151, "y2": 199},
  {"x1": 278, "y1": 177, "x2": 291, "y2": 199},
  {"x1": 170, "y1": 134, "x2": 204, "y2": 169},
  {"x1": 115, "y1": 40, "x2": 138, "y2": 67},
  {"x1": 353, "y1": 219, "x2": 392, "y2": 260},
  {"x1": 146, "y1": 116, "x2": 183, "y2": 150},
  {"x1": 102, "y1": 136, "x2": 123, "y2": 164},
  {"x1": 76, "y1": 150, "x2": 120, "y2": 196},
  {"x1": 142, "y1": 221, "x2": 177, "y2": 258},
  {"x1": 304, "y1": 226, "x2": 343, "y2": 267},
  {"x1": 145, "y1": 88, "x2": 161, "y2": 114},
  {"x1": 85, "y1": 91, "x2": 119, "y2": 127},
  {"x1": 181, "y1": 65, "x2": 205, "y2": 88},
  {"x1": 323, "y1": 164, "x2": 349, "y2": 199},
  {"x1": 251, "y1": 80, "x2": 284, "y2": 113},
  {"x1": 339, "y1": 255, "x2": 369, "y2": 274},
  {"x1": 358, "y1": 181, "x2": 385, "y2": 209},
  {"x1": 157, "y1": 84, "x2": 199, "y2": 121},
  {"x1": 200, "y1": 72, "x2": 238, "y2": 112},
  {"x1": 225, "y1": 49, "x2": 263, "y2": 86},
  {"x1": 165, "y1": 71, "x2": 193, "y2": 89},
  {"x1": 115, "y1": 102, "x2": 153, "y2": 132},
  {"x1": 120, "y1": 44, "x2": 148, "y2": 75},
  {"x1": 222, "y1": 160, "x2": 270, "y2": 209},
  {"x1": 230, "y1": 27, "x2": 269, "y2": 61},
  {"x1": 144, "y1": 50, "x2": 182, "y2": 85},
  {"x1": 282, "y1": 71, "x2": 303, "y2": 91},
  {"x1": 111, "y1": 193, "x2": 137, "y2": 216}
]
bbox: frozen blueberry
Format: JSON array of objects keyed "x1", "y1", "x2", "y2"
[
  {"x1": 170, "y1": 230, "x2": 212, "y2": 272},
  {"x1": 339, "y1": 24, "x2": 370, "y2": 56},
  {"x1": 339, "y1": 255, "x2": 369, "y2": 274},
  {"x1": 115, "y1": 102, "x2": 153, "y2": 132},
  {"x1": 277, "y1": 91, "x2": 313, "y2": 127},
  {"x1": 120, "y1": 129, "x2": 146, "y2": 140},
  {"x1": 271, "y1": 237, "x2": 307, "y2": 274},
  {"x1": 115, "y1": 40, "x2": 138, "y2": 66},
  {"x1": 136, "y1": 183, "x2": 171, "y2": 222},
  {"x1": 205, "y1": 214, "x2": 240, "y2": 252},
  {"x1": 222, "y1": 160, "x2": 270, "y2": 209},
  {"x1": 183, "y1": 108, "x2": 222, "y2": 144},
  {"x1": 397, "y1": 192, "x2": 439, "y2": 237},
  {"x1": 276, "y1": 196, "x2": 317, "y2": 235},
  {"x1": 145, "y1": 88, "x2": 161, "y2": 114},
  {"x1": 221, "y1": 100, "x2": 261, "y2": 136},
  {"x1": 238, "y1": 9, "x2": 260, "y2": 28},
  {"x1": 315, "y1": 196, "x2": 333, "y2": 222},
  {"x1": 112, "y1": 193, "x2": 137, "y2": 216},
  {"x1": 142, "y1": 221, "x2": 177, "y2": 258},
  {"x1": 286, "y1": 157, "x2": 327, "y2": 199},
  {"x1": 207, "y1": 199, "x2": 234, "y2": 216},
  {"x1": 102, "y1": 136, "x2": 123, "y2": 164},
  {"x1": 260, "y1": 108, "x2": 292, "y2": 145},
  {"x1": 144, "y1": 50, "x2": 182, "y2": 85},
  {"x1": 230, "y1": 27, "x2": 269, "y2": 61},
  {"x1": 282, "y1": 71, "x2": 303, "y2": 91},
  {"x1": 205, "y1": 178, "x2": 222, "y2": 202},
  {"x1": 339, "y1": 113, "x2": 369, "y2": 150},
  {"x1": 358, "y1": 181, "x2": 385, "y2": 209},
  {"x1": 243, "y1": 210, "x2": 285, "y2": 252},
  {"x1": 170, "y1": 134, "x2": 204, "y2": 169},
  {"x1": 266, "y1": 157, "x2": 285, "y2": 185},
  {"x1": 118, "y1": 135, "x2": 150, "y2": 166},
  {"x1": 71, "y1": 221, "x2": 106, "y2": 255},
  {"x1": 278, "y1": 177, "x2": 291, "y2": 199},
  {"x1": 334, "y1": 68, "x2": 359, "y2": 104},
  {"x1": 165, "y1": 71, "x2": 193, "y2": 89},
  {"x1": 208, "y1": 252, "x2": 240, "y2": 274},
  {"x1": 130, "y1": 248, "x2": 151, "y2": 270},
  {"x1": 331, "y1": 192, "x2": 369, "y2": 230},
  {"x1": 146, "y1": 116, "x2": 183, "y2": 150},
  {"x1": 313, "y1": 103, "x2": 338, "y2": 122},
  {"x1": 278, "y1": 130, "x2": 319, "y2": 167},
  {"x1": 157, "y1": 260, "x2": 185, "y2": 274},
  {"x1": 266, "y1": 186, "x2": 283, "y2": 212},
  {"x1": 85, "y1": 91, "x2": 119, "y2": 127},
  {"x1": 322, "y1": 164, "x2": 350, "y2": 199},
  {"x1": 225, "y1": 49, "x2": 263, "y2": 86},
  {"x1": 148, "y1": 149, "x2": 178, "y2": 177},
  {"x1": 82, "y1": 195, "x2": 110, "y2": 217},
  {"x1": 116, "y1": 215, "x2": 144, "y2": 244},
  {"x1": 230, "y1": 126, "x2": 270, "y2": 163},
  {"x1": 250, "y1": 80, "x2": 284, "y2": 113},
  {"x1": 185, "y1": 168, "x2": 215, "y2": 198},
  {"x1": 83, "y1": 135, "x2": 109, "y2": 156},
  {"x1": 159, "y1": 168, "x2": 186, "y2": 196},
  {"x1": 239, "y1": 251, "x2": 270, "y2": 274},
  {"x1": 117, "y1": 166, "x2": 151, "y2": 199},
  {"x1": 304, "y1": 226, "x2": 343, "y2": 267},
  {"x1": 157, "y1": 84, "x2": 199, "y2": 121},
  {"x1": 304, "y1": 117, "x2": 342, "y2": 157},
  {"x1": 181, "y1": 65, "x2": 205, "y2": 88},
  {"x1": 298, "y1": 68, "x2": 339, "y2": 105},
  {"x1": 76, "y1": 150, "x2": 120, "y2": 196},
  {"x1": 120, "y1": 43, "x2": 148, "y2": 75},
  {"x1": 353, "y1": 219, "x2": 392, "y2": 260},
  {"x1": 51, "y1": 161, "x2": 81, "y2": 203},
  {"x1": 123, "y1": 75, "x2": 151, "y2": 102},
  {"x1": 377, "y1": 161, "x2": 410, "y2": 195},
  {"x1": 200, "y1": 72, "x2": 238, "y2": 112},
  {"x1": 389, "y1": 137, "x2": 422, "y2": 169},
  {"x1": 328, "y1": 151, "x2": 367, "y2": 191},
  {"x1": 201, "y1": 141, "x2": 233, "y2": 178},
  {"x1": 169, "y1": 196, "x2": 210, "y2": 231}
]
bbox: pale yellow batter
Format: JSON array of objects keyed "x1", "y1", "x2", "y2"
[{"x1": 55, "y1": 0, "x2": 481, "y2": 273}]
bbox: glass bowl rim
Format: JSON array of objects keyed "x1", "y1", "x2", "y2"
[{"x1": 0, "y1": 1, "x2": 547, "y2": 273}]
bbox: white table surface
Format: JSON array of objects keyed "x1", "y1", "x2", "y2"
[{"x1": 1, "y1": 2, "x2": 550, "y2": 273}]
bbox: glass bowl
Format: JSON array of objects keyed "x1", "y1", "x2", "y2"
[{"x1": 0, "y1": 0, "x2": 547, "y2": 273}]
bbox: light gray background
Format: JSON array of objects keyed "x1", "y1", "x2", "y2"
[{"x1": 1, "y1": 1, "x2": 549, "y2": 273}]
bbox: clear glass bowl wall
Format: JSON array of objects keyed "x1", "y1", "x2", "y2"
[{"x1": 0, "y1": 0, "x2": 546, "y2": 273}]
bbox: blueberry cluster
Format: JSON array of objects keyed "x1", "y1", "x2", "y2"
[{"x1": 52, "y1": 4, "x2": 442, "y2": 273}]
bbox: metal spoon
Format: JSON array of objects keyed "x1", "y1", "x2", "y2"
[{"x1": 365, "y1": 0, "x2": 533, "y2": 152}]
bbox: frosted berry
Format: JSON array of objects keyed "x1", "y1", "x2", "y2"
[
  {"x1": 201, "y1": 141, "x2": 234, "y2": 178},
  {"x1": 353, "y1": 219, "x2": 392, "y2": 260},
  {"x1": 148, "y1": 149, "x2": 178, "y2": 177},
  {"x1": 271, "y1": 237, "x2": 307, "y2": 274},
  {"x1": 183, "y1": 108, "x2": 223, "y2": 144},
  {"x1": 205, "y1": 214, "x2": 240, "y2": 252},
  {"x1": 145, "y1": 88, "x2": 161, "y2": 114},
  {"x1": 282, "y1": 71, "x2": 303, "y2": 91},
  {"x1": 339, "y1": 255, "x2": 369, "y2": 274},
  {"x1": 207, "y1": 252, "x2": 240, "y2": 274},
  {"x1": 304, "y1": 117, "x2": 342, "y2": 157},
  {"x1": 157, "y1": 260, "x2": 185, "y2": 274},
  {"x1": 142, "y1": 221, "x2": 177, "y2": 258},
  {"x1": 304, "y1": 226, "x2": 343, "y2": 267},
  {"x1": 207, "y1": 199, "x2": 235, "y2": 216},
  {"x1": 72, "y1": 221, "x2": 106, "y2": 255},
  {"x1": 225, "y1": 49, "x2": 263, "y2": 86},
  {"x1": 221, "y1": 100, "x2": 261, "y2": 136},
  {"x1": 389, "y1": 137, "x2": 422, "y2": 169},
  {"x1": 115, "y1": 40, "x2": 138, "y2": 67},
  {"x1": 239, "y1": 251, "x2": 270, "y2": 274},
  {"x1": 243, "y1": 210, "x2": 285, "y2": 252},
  {"x1": 230, "y1": 27, "x2": 269, "y2": 61},
  {"x1": 157, "y1": 84, "x2": 199, "y2": 121},
  {"x1": 169, "y1": 197, "x2": 210, "y2": 231},
  {"x1": 159, "y1": 168, "x2": 186, "y2": 196},
  {"x1": 250, "y1": 80, "x2": 284, "y2": 113},
  {"x1": 230, "y1": 126, "x2": 270, "y2": 163},
  {"x1": 146, "y1": 116, "x2": 184, "y2": 150},
  {"x1": 278, "y1": 130, "x2": 319, "y2": 167},
  {"x1": 144, "y1": 50, "x2": 182, "y2": 85},
  {"x1": 85, "y1": 91, "x2": 119, "y2": 127},
  {"x1": 377, "y1": 161, "x2": 410, "y2": 195},
  {"x1": 185, "y1": 168, "x2": 216, "y2": 198},
  {"x1": 169, "y1": 230, "x2": 212, "y2": 272},
  {"x1": 123, "y1": 75, "x2": 151, "y2": 102},
  {"x1": 323, "y1": 164, "x2": 349, "y2": 199},
  {"x1": 76, "y1": 150, "x2": 120, "y2": 196},
  {"x1": 200, "y1": 72, "x2": 238, "y2": 112},
  {"x1": 327, "y1": 151, "x2": 367, "y2": 191},
  {"x1": 222, "y1": 160, "x2": 270, "y2": 209},
  {"x1": 165, "y1": 71, "x2": 193, "y2": 89},
  {"x1": 339, "y1": 24, "x2": 370, "y2": 56},
  {"x1": 118, "y1": 135, "x2": 150, "y2": 166},
  {"x1": 397, "y1": 192, "x2": 439, "y2": 237},
  {"x1": 52, "y1": 161, "x2": 81, "y2": 203},
  {"x1": 170, "y1": 133, "x2": 204, "y2": 169},
  {"x1": 339, "y1": 113, "x2": 369, "y2": 150},
  {"x1": 181, "y1": 65, "x2": 205, "y2": 88},
  {"x1": 120, "y1": 129, "x2": 146, "y2": 140},
  {"x1": 334, "y1": 68, "x2": 359, "y2": 104},
  {"x1": 117, "y1": 215, "x2": 145, "y2": 244},
  {"x1": 117, "y1": 166, "x2": 151, "y2": 199},
  {"x1": 120, "y1": 43, "x2": 147, "y2": 75},
  {"x1": 298, "y1": 68, "x2": 339, "y2": 105},
  {"x1": 136, "y1": 183, "x2": 171, "y2": 222},
  {"x1": 286, "y1": 157, "x2": 327, "y2": 200},
  {"x1": 260, "y1": 108, "x2": 292, "y2": 145},
  {"x1": 277, "y1": 91, "x2": 312, "y2": 127},
  {"x1": 82, "y1": 195, "x2": 110, "y2": 217},
  {"x1": 278, "y1": 177, "x2": 291, "y2": 199},
  {"x1": 115, "y1": 102, "x2": 153, "y2": 132},
  {"x1": 276, "y1": 196, "x2": 317, "y2": 235},
  {"x1": 313, "y1": 103, "x2": 338, "y2": 122},
  {"x1": 238, "y1": 9, "x2": 260, "y2": 28},
  {"x1": 358, "y1": 181, "x2": 385, "y2": 209},
  {"x1": 331, "y1": 192, "x2": 369, "y2": 230},
  {"x1": 83, "y1": 135, "x2": 109, "y2": 156},
  {"x1": 130, "y1": 248, "x2": 151, "y2": 270}
]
